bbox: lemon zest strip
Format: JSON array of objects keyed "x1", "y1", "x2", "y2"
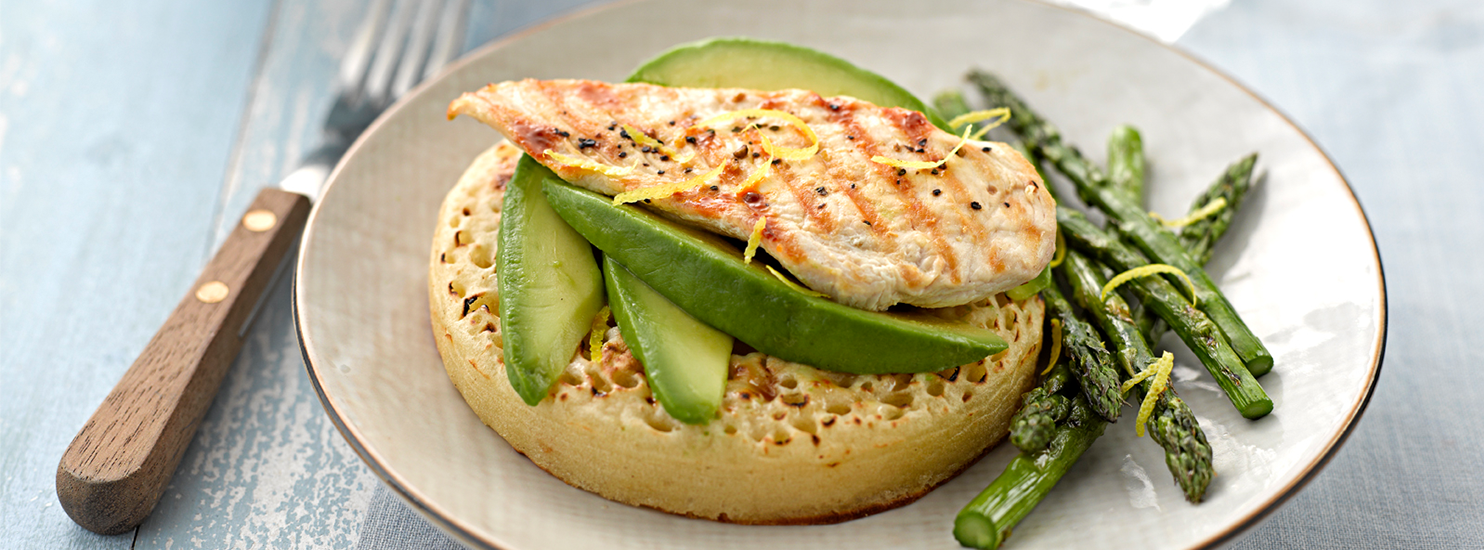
[
  {"x1": 743, "y1": 217, "x2": 766, "y2": 264},
  {"x1": 1101, "y1": 264, "x2": 1198, "y2": 305},
  {"x1": 766, "y1": 265, "x2": 828, "y2": 298},
  {"x1": 1150, "y1": 197, "x2": 1228, "y2": 228},
  {"x1": 736, "y1": 135, "x2": 777, "y2": 191},
  {"x1": 544, "y1": 150, "x2": 634, "y2": 178},
  {"x1": 611, "y1": 162, "x2": 726, "y2": 205},
  {"x1": 1120, "y1": 360, "x2": 1158, "y2": 394},
  {"x1": 1048, "y1": 230, "x2": 1067, "y2": 269},
  {"x1": 945, "y1": 107, "x2": 1012, "y2": 140},
  {"x1": 588, "y1": 306, "x2": 610, "y2": 361},
  {"x1": 694, "y1": 109, "x2": 819, "y2": 161},
  {"x1": 1133, "y1": 352, "x2": 1175, "y2": 437},
  {"x1": 1041, "y1": 318, "x2": 1063, "y2": 376},
  {"x1": 870, "y1": 124, "x2": 973, "y2": 170}
]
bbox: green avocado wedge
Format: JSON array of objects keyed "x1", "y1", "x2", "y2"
[
  {"x1": 626, "y1": 37, "x2": 951, "y2": 132},
  {"x1": 543, "y1": 179, "x2": 1008, "y2": 374},
  {"x1": 604, "y1": 255, "x2": 730, "y2": 424},
  {"x1": 498, "y1": 155, "x2": 606, "y2": 405}
]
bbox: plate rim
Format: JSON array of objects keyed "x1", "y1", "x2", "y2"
[{"x1": 293, "y1": 1, "x2": 1389, "y2": 548}]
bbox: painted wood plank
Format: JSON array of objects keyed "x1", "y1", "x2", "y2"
[
  {"x1": 131, "y1": 1, "x2": 382, "y2": 548},
  {"x1": 127, "y1": 1, "x2": 612, "y2": 548},
  {"x1": 0, "y1": 0, "x2": 274, "y2": 548}
]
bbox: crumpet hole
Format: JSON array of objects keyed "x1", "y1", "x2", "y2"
[
  {"x1": 470, "y1": 246, "x2": 493, "y2": 269},
  {"x1": 881, "y1": 392, "x2": 914, "y2": 409},
  {"x1": 926, "y1": 379, "x2": 945, "y2": 397}
]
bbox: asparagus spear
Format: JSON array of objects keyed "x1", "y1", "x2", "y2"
[
  {"x1": 1179, "y1": 153, "x2": 1258, "y2": 265},
  {"x1": 1141, "y1": 154, "x2": 1259, "y2": 345},
  {"x1": 1040, "y1": 282, "x2": 1123, "y2": 422},
  {"x1": 1059, "y1": 249, "x2": 1214, "y2": 501},
  {"x1": 1059, "y1": 208, "x2": 1272, "y2": 419},
  {"x1": 1008, "y1": 361, "x2": 1074, "y2": 453},
  {"x1": 1107, "y1": 125, "x2": 1145, "y2": 203},
  {"x1": 955, "y1": 395, "x2": 1107, "y2": 550},
  {"x1": 969, "y1": 70, "x2": 1274, "y2": 377}
]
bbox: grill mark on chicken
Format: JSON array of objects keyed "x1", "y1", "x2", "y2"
[
  {"x1": 447, "y1": 80, "x2": 1056, "y2": 310},
  {"x1": 877, "y1": 109, "x2": 964, "y2": 287},
  {"x1": 831, "y1": 112, "x2": 889, "y2": 243},
  {"x1": 935, "y1": 164, "x2": 982, "y2": 277}
]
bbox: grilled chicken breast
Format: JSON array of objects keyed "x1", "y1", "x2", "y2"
[{"x1": 448, "y1": 79, "x2": 1055, "y2": 310}]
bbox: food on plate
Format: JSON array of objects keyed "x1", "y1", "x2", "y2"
[
  {"x1": 447, "y1": 79, "x2": 1056, "y2": 311},
  {"x1": 627, "y1": 37, "x2": 949, "y2": 130},
  {"x1": 429, "y1": 140, "x2": 1045, "y2": 523},
  {"x1": 425, "y1": 35, "x2": 1273, "y2": 544},
  {"x1": 541, "y1": 175, "x2": 1009, "y2": 375},
  {"x1": 493, "y1": 153, "x2": 606, "y2": 405},
  {"x1": 602, "y1": 253, "x2": 732, "y2": 424},
  {"x1": 970, "y1": 71, "x2": 1273, "y2": 377},
  {"x1": 940, "y1": 74, "x2": 1267, "y2": 548}
]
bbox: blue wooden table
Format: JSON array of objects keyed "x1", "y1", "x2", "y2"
[{"x1": 3, "y1": 0, "x2": 1480, "y2": 548}]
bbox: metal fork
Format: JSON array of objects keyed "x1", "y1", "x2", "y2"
[{"x1": 57, "y1": 0, "x2": 469, "y2": 535}]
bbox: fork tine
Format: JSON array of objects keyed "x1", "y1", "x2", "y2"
[
  {"x1": 337, "y1": 0, "x2": 392, "y2": 94},
  {"x1": 362, "y1": 0, "x2": 417, "y2": 108},
  {"x1": 390, "y1": 0, "x2": 443, "y2": 99},
  {"x1": 423, "y1": 0, "x2": 469, "y2": 81}
]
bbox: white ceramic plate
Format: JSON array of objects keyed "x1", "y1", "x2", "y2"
[{"x1": 295, "y1": 0, "x2": 1385, "y2": 548}]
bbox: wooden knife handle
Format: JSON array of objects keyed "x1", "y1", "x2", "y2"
[{"x1": 57, "y1": 188, "x2": 311, "y2": 535}]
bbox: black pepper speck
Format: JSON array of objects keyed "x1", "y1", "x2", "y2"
[
  {"x1": 971, "y1": 201, "x2": 982, "y2": 210},
  {"x1": 932, "y1": 189, "x2": 941, "y2": 196}
]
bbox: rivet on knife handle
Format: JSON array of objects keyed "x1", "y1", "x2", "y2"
[{"x1": 56, "y1": 188, "x2": 311, "y2": 535}]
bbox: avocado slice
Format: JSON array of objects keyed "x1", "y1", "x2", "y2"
[
  {"x1": 543, "y1": 179, "x2": 1007, "y2": 374},
  {"x1": 498, "y1": 155, "x2": 606, "y2": 405},
  {"x1": 604, "y1": 255, "x2": 730, "y2": 424},
  {"x1": 626, "y1": 37, "x2": 951, "y2": 131}
]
